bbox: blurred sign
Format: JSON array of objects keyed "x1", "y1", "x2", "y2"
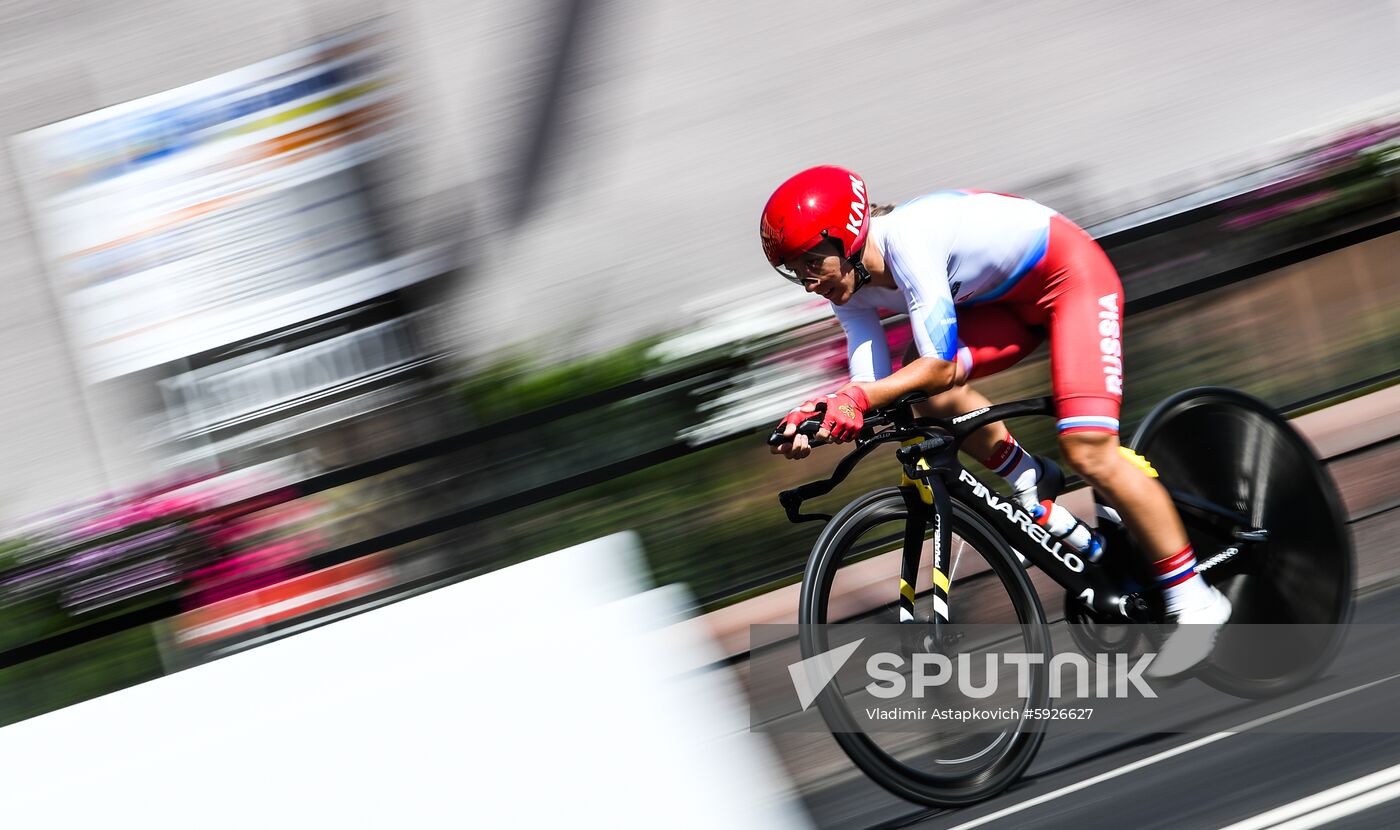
[
  {"x1": 158, "y1": 315, "x2": 428, "y2": 438},
  {"x1": 174, "y1": 553, "x2": 396, "y2": 648},
  {"x1": 11, "y1": 26, "x2": 446, "y2": 382}
]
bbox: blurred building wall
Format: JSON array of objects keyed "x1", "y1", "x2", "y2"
[
  {"x1": 443, "y1": 0, "x2": 1400, "y2": 359},
  {"x1": 0, "y1": 0, "x2": 1395, "y2": 520}
]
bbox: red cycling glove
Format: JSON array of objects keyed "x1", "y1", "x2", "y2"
[
  {"x1": 776, "y1": 386, "x2": 871, "y2": 444},
  {"x1": 777, "y1": 397, "x2": 826, "y2": 437},
  {"x1": 821, "y1": 386, "x2": 870, "y2": 443}
]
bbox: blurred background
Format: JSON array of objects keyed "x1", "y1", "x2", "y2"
[{"x1": 0, "y1": 0, "x2": 1396, "y2": 823}]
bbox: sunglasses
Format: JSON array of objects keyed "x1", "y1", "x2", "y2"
[{"x1": 775, "y1": 250, "x2": 833, "y2": 285}]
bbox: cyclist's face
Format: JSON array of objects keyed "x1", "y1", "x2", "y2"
[{"x1": 783, "y1": 242, "x2": 853, "y2": 304}]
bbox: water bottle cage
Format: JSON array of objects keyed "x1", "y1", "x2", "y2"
[{"x1": 1045, "y1": 517, "x2": 1094, "y2": 546}]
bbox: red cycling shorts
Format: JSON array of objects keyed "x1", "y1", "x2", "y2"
[{"x1": 955, "y1": 214, "x2": 1125, "y2": 435}]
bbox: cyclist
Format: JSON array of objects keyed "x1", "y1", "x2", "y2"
[{"x1": 762, "y1": 165, "x2": 1228, "y2": 677}]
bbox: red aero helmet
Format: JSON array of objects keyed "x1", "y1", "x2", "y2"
[{"x1": 760, "y1": 165, "x2": 870, "y2": 278}]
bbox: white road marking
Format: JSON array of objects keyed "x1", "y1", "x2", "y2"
[
  {"x1": 1219, "y1": 762, "x2": 1400, "y2": 830},
  {"x1": 1264, "y1": 781, "x2": 1400, "y2": 830},
  {"x1": 943, "y1": 671, "x2": 1400, "y2": 830}
]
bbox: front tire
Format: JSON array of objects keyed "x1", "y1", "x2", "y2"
[{"x1": 798, "y1": 488, "x2": 1052, "y2": 806}]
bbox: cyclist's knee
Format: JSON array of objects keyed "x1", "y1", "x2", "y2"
[
  {"x1": 1058, "y1": 431, "x2": 1120, "y2": 483},
  {"x1": 915, "y1": 397, "x2": 955, "y2": 420},
  {"x1": 916, "y1": 382, "x2": 988, "y2": 420}
]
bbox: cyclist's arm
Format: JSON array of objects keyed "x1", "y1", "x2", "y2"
[
  {"x1": 832, "y1": 303, "x2": 892, "y2": 382},
  {"x1": 844, "y1": 225, "x2": 962, "y2": 409},
  {"x1": 848, "y1": 355, "x2": 957, "y2": 409}
]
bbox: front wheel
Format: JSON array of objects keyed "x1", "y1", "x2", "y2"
[{"x1": 797, "y1": 488, "x2": 1051, "y2": 806}]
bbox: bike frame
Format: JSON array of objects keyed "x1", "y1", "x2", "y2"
[{"x1": 778, "y1": 395, "x2": 1261, "y2": 622}]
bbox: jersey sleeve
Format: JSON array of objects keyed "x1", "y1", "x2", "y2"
[
  {"x1": 832, "y1": 302, "x2": 892, "y2": 383},
  {"x1": 884, "y1": 225, "x2": 959, "y2": 363}
]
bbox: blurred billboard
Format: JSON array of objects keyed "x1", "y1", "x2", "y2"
[{"x1": 10, "y1": 24, "x2": 447, "y2": 383}]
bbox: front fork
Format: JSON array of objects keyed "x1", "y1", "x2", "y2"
[{"x1": 897, "y1": 443, "x2": 954, "y2": 634}]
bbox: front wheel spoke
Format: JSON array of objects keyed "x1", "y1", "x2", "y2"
[{"x1": 950, "y1": 536, "x2": 966, "y2": 582}]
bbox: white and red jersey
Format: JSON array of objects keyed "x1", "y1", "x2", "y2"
[
  {"x1": 833, "y1": 190, "x2": 1057, "y2": 381},
  {"x1": 828, "y1": 189, "x2": 1126, "y2": 435}
]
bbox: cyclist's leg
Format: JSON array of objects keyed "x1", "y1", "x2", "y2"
[
  {"x1": 953, "y1": 305, "x2": 1046, "y2": 381},
  {"x1": 1060, "y1": 431, "x2": 1186, "y2": 557},
  {"x1": 1031, "y1": 218, "x2": 1187, "y2": 559},
  {"x1": 1036, "y1": 216, "x2": 1228, "y2": 663}
]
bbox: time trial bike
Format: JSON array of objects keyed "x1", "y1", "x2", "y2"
[{"x1": 769, "y1": 387, "x2": 1353, "y2": 806}]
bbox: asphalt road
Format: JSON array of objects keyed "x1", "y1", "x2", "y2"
[{"x1": 769, "y1": 441, "x2": 1400, "y2": 829}]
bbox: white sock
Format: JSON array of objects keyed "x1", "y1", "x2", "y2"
[
  {"x1": 1155, "y1": 546, "x2": 1214, "y2": 614},
  {"x1": 984, "y1": 434, "x2": 1041, "y2": 496}
]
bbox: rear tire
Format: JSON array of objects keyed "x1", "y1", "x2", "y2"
[{"x1": 1130, "y1": 387, "x2": 1354, "y2": 698}]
